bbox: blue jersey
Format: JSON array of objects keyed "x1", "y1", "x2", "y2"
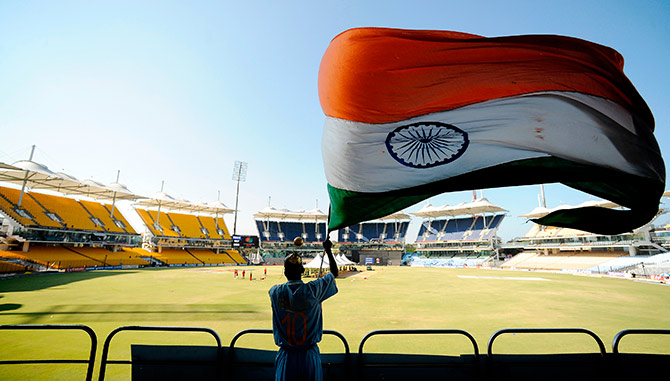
[
  {"x1": 269, "y1": 272, "x2": 338, "y2": 348},
  {"x1": 269, "y1": 273, "x2": 338, "y2": 381}
]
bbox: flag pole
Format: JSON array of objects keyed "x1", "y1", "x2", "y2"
[{"x1": 318, "y1": 205, "x2": 331, "y2": 278}]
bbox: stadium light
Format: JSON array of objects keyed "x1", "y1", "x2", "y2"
[{"x1": 232, "y1": 161, "x2": 248, "y2": 235}]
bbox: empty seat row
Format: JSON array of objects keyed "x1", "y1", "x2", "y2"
[
  {"x1": 135, "y1": 208, "x2": 230, "y2": 240},
  {"x1": 0, "y1": 186, "x2": 136, "y2": 234},
  {"x1": 417, "y1": 214, "x2": 505, "y2": 242},
  {"x1": 256, "y1": 220, "x2": 327, "y2": 243}
]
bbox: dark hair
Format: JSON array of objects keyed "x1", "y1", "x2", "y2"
[{"x1": 284, "y1": 253, "x2": 304, "y2": 280}]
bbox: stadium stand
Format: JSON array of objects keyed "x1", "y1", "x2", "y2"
[
  {"x1": 135, "y1": 208, "x2": 231, "y2": 241},
  {"x1": 0, "y1": 186, "x2": 138, "y2": 235},
  {"x1": 499, "y1": 251, "x2": 621, "y2": 271},
  {"x1": 584, "y1": 251, "x2": 670, "y2": 274},
  {"x1": 189, "y1": 249, "x2": 241, "y2": 265},
  {"x1": 17, "y1": 246, "x2": 103, "y2": 269},
  {"x1": 226, "y1": 250, "x2": 246, "y2": 264},
  {"x1": 409, "y1": 254, "x2": 491, "y2": 268},
  {"x1": 199, "y1": 216, "x2": 230, "y2": 240},
  {"x1": 255, "y1": 220, "x2": 326, "y2": 243},
  {"x1": 500, "y1": 208, "x2": 670, "y2": 273},
  {"x1": 0, "y1": 250, "x2": 44, "y2": 271},
  {"x1": 146, "y1": 248, "x2": 242, "y2": 266},
  {"x1": 146, "y1": 210, "x2": 181, "y2": 238},
  {"x1": 253, "y1": 207, "x2": 329, "y2": 265},
  {"x1": 79, "y1": 200, "x2": 136, "y2": 234},
  {"x1": 28, "y1": 192, "x2": 97, "y2": 231},
  {"x1": 135, "y1": 208, "x2": 161, "y2": 236},
  {"x1": 338, "y1": 221, "x2": 409, "y2": 243},
  {"x1": 168, "y1": 212, "x2": 208, "y2": 239},
  {"x1": 133, "y1": 205, "x2": 237, "y2": 265},
  {"x1": 334, "y1": 213, "x2": 410, "y2": 268},
  {"x1": 409, "y1": 200, "x2": 508, "y2": 268},
  {"x1": 154, "y1": 248, "x2": 204, "y2": 265},
  {"x1": 65, "y1": 247, "x2": 150, "y2": 266},
  {"x1": 0, "y1": 187, "x2": 63, "y2": 228},
  {"x1": 416, "y1": 214, "x2": 505, "y2": 243},
  {"x1": 0, "y1": 259, "x2": 30, "y2": 273}
]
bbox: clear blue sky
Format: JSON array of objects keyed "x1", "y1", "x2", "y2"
[{"x1": 1, "y1": 0, "x2": 668, "y2": 241}]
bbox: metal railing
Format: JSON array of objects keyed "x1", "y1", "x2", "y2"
[
  {"x1": 612, "y1": 329, "x2": 670, "y2": 354},
  {"x1": 0, "y1": 324, "x2": 97, "y2": 381},
  {"x1": 98, "y1": 325, "x2": 222, "y2": 380},
  {"x1": 229, "y1": 328, "x2": 349, "y2": 354},
  {"x1": 1, "y1": 325, "x2": 669, "y2": 381},
  {"x1": 487, "y1": 328, "x2": 607, "y2": 357},
  {"x1": 358, "y1": 329, "x2": 480, "y2": 380}
]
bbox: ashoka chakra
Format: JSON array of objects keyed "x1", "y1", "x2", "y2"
[{"x1": 385, "y1": 122, "x2": 469, "y2": 168}]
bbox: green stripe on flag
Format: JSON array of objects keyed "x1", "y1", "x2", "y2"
[{"x1": 327, "y1": 157, "x2": 663, "y2": 235}]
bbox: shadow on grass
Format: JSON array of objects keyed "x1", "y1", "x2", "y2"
[
  {"x1": 1, "y1": 303, "x2": 262, "y2": 324},
  {"x1": 0, "y1": 270, "x2": 139, "y2": 293},
  {"x1": 0, "y1": 303, "x2": 21, "y2": 312}
]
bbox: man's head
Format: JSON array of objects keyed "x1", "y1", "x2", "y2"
[{"x1": 284, "y1": 253, "x2": 304, "y2": 280}]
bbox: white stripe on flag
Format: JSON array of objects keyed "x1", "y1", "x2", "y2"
[{"x1": 322, "y1": 91, "x2": 648, "y2": 193}]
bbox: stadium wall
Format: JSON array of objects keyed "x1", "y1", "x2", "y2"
[{"x1": 346, "y1": 249, "x2": 402, "y2": 266}]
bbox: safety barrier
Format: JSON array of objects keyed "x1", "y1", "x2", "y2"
[
  {"x1": 611, "y1": 329, "x2": 670, "y2": 379},
  {"x1": 0, "y1": 325, "x2": 668, "y2": 380},
  {"x1": 358, "y1": 329, "x2": 480, "y2": 381},
  {"x1": 487, "y1": 328, "x2": 608, "y2": 380},
  {"x1": 98, "y1": 325, "x2": 222, "y2": 380},
  {"x1": 0, "y1": 324, "x2": 97, "y2": 381}
]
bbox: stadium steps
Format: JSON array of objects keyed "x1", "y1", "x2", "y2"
[
  {"x1": 26, "y1": 193, "x2": 67, "y2": 228},
  {"x1": 0, "y1": 256, "x2": 45, "y2": 271},
  {"x1": 77, "y1": 201, "x2": 108, "y2": 233},
  {"x1": 165, "y1": 213, "x2": 183, "y2": 238},
  {"x1": 0, "y1": 191, "x2": 36, "y2": 225},
  {"x1": 101, "y1": 204, "x2": 129, "y2": 234},
  {"x1": 141, "y1": 256, "x2": 166, "y2": 266},
  {"x1": 195, "y1": 216, "x2": 209, "y2": 238},
  {"x1": 500, "y1": 252, "x2": 538, "y2": 269},
  {"x1": 0, "y1": 207, "x2": 26, "y2": 229}
]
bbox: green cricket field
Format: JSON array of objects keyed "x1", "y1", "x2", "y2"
[{"x1": 0, "y1": 266, "x2": 668, "y2": 379}]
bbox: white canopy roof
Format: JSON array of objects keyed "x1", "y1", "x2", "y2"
[
  {"x1": 134, "y1": 191, "x2": 234, "y2": 214},
  {"x1": 0, "y1": 160, "x2": 81, "y2": 192},
  {"x1": 376, "y1": 211, "x2": 412, "y2": 221},
  {"x1": 65, "y1": 179, "x2": 140, "y2": 201},
  {"x1": 0, "y1": 160, "x2": 143, "y2": 201},
  {"x1": 520, "y1": 200, "x2": 623, "y2": 219},
  {"x1": 253, "y1": 206, "x2": 328, "y2": 221},
  {"x1": 413, "y1": 198, "x2": 507, "y2": 218}
]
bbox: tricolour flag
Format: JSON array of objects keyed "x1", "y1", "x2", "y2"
[{"x1": 319, "y1": 28, "x2": 664, "y2": 235}]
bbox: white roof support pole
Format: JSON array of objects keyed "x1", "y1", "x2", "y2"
[
  {"x1": 156, "y1": 180, "x2": 164, "y2": 226},
  {"x1": 17, "y1": 145, "x2": 36, "y2": 208},
  {"x1": 110, "y1": 170, "x2": 120, "y2": 219}
]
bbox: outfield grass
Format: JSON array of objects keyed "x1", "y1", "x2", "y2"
[{"x1": 0, "y1": 266, "x2": 669, "y2": 379}]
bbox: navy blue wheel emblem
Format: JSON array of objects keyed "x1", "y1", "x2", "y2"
[{"x1": 385, "y1": 122, "x2": 469, "y2": 168}]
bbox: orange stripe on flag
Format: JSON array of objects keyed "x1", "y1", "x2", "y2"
[{"x1": 318, "y1": 27, "x2": 650, "y2": 126}]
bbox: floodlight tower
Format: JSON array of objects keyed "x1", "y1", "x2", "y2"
[{"x1": 232, "y1": 161, "x2": 247, "y2": 235}]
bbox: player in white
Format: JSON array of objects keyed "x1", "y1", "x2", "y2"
[{"x1": 269, "y1": 237, "x2": 339, "y2": 381}]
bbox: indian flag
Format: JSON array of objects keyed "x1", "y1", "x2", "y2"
[{"x1": 319, "y1": 28, "x2": 664, "y2": 235}]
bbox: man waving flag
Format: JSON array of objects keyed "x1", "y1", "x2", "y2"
[{"x1": 319, "y1": 28, "x2": 664, "y2": 235}]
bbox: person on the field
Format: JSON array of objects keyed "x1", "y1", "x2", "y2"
[{"x1": 269, "y1": 237, "x2": 338, "y2": 381}]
